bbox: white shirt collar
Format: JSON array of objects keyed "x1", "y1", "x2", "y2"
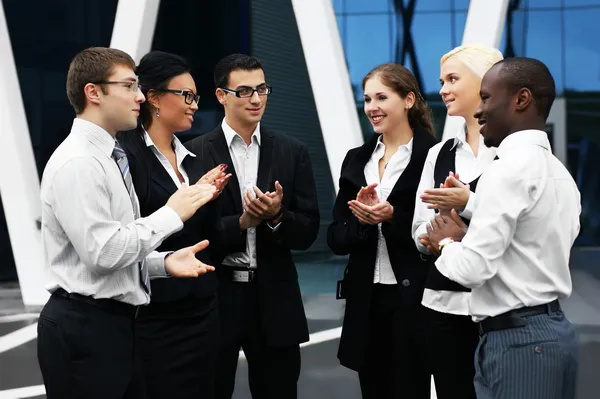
[
  {"x1": 72, "y1": 118, "x2": 116, "y2": 158},
  {"x1": 143, "y1": 128, "x2": 196, "y2": 159},
  {"x1": 450, "y1": 123, "x2": 490, "y2": 152},
  {"x1": 374, "y1": 134, "x2": 414, "y2": 153},
  {"x1": 496, "y1": 129, "x2": 551, "y2": 159},
  {"x1": 221, "y1": 118, "x2": 261, "y2": 148}
]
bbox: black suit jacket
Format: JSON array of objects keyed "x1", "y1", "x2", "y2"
[
  {"x1": 327, "y1": 128, "x2": 438, "y2": 371},
  {"x1": 185, "y1": 125, "x2": 320, "y2": 346},
  {"x1": 123, "y1": 144, "x2": 230, "y2": 307}
]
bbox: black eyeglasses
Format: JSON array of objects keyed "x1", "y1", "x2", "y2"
[
  {"x1": 92, "y1": 79, "x2": 141, "y2": 92},
  {"x1": 220, "y1": 84, "x2": 272, "y2": 98},
  {"x1": 154, "y1": 89, "x2": 200, "y2": 105}
]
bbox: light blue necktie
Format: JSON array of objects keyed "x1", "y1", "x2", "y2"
[{"x1": 112, "y1": 143, "x2": 150, "y2": 295}]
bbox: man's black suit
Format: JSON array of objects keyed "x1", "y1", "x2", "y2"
[
  {"x1": 122, "y1": 142, "x2": 233, "y2": 399},
  {"x1": 328, "y1": 128, "x2": 438, "y2": 399},
  {"x1": 186, "y1": 125, "x2": 320, "y2": 399}
]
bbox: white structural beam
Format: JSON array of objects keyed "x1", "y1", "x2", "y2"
[
  {"x1": 110, "y1": 0, "x2": 161, "y2": 64},
  {"x1": 441, "y1": 0, "x2": 510, "y2": 141},
  {"x1": 548, "y1": 98, "x2": 567, "y2": 165},
  {"x1": 291, "y1": 0, "x2": 363, "y2": 193},
  {"x1": 0, "y1": 2, "x2": 48, "y2": 306}
]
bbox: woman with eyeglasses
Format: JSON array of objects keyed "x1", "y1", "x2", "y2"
[{"x1": 117, "y1": 50, "x2": 231, "y2": 399}]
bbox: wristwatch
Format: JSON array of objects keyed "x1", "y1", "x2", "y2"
[{"x1": 438, "y1": 237, "x2": 455, "y2": 253}]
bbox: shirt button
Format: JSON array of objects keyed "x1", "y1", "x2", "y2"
[
  {"x1": 535, "y1": 346, "x2": 542, "y2": 354},
  {"x1": 252, "y1": 254, "x2": 257, "y2": 259},
  {"x1": 402, "y1": 279, "x2": 410, "y2": 287}
]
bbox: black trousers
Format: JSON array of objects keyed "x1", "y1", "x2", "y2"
[
  {"x1": 358, "y1": 284, "x2": 430, "y2": 399},
  {"x1": 215, "y1": 273, "x2": 300, "y2": 399},
  {"x1": 37, "y1": 294, "x2": 144, "y2": 399},
  {"x1": 422, "y1": 305, "x2": 479, "y2": 399},
  {"x1": 135, "y1": 295, "x2": 220, "y2": 399}
]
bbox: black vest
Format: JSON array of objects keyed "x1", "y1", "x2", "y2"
[{"x1": 424, "y1": 139, "x2": 481, "y2": 292}]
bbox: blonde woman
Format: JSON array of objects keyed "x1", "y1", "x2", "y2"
[{"x1": 411, "y1": 44, "x2": 503, "y2": 399}]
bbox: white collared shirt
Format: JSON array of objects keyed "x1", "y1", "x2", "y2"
[
  {"x1": 364, "y1": 135, "x2": 413, "y2": 284},
  {"x1": 144, "y1": 130, "x2": 196, "y2": 188},
  {"x1": 41, "y1": 118, "x2": 183, "y2": 306},
  {"x1": 435, "y1": 130, "x2": 581, "y2": 322},
  {"x1": 221, "y1": 119, "x2": 261, "y2": 268},
  {"x1": 412, "y1": 125, "x2": 497, "y2": 315}
]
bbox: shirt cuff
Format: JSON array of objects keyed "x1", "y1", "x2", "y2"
[
  {"x1": 435, "y1": 241, "x2": 461, "y2": 282},
  {"x1": 266, "y1": 221, "x2": 282, "y2": 232},
  {"x1": 146, "y1": 206, "x2": 184, "y2": 236},
  {"x1": 414, "y1": 223, "x2": 431, "y2": 254},
  {"x1": 146, "y1": 251, "x2": 171, "y2": 279},
  {"x1": 459, "y1": 191, "x2": 476, "y2": 220}
]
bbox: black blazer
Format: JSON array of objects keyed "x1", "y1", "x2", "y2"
[
  {"x1": 185, "y1": 125, "x2": 320, "y2": 347},
  {"x1": 123, "y1": 143, "x2": 229, "y2": 308},
  {"x1": 327, "y1": 128, "x2": 438, "y2": 371}
]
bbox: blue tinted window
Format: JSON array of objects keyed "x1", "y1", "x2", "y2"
[
  {"x1": 411, "y1": 12, "x2": 453, "y2": 93},
  {"x1": 523, "y1": 11, "x2": 565, "y2": 92},
  {"x1": 415, "y1": 0, "x2": 471, "y2": 12},
  {"x1": 332, "y1": 0, "x2": 344, "y2": 14},
  {"x1": 564, "y1": 0, "x2": 600, "y2": 6},
  {"x1": 345, "y1": 15, "x2": 396, "y2": 100},
  {"x1": 345, "y1": 0, "x2": 390, "y2": 13},
  {"x1": 526, "y1": 0, "x2": 561, "y2": 8},
  {"x1": 564, "y1": 8, "x2": 600, "y2": 90},
  {"x1": 452, "y1": 12, "x2": 468, "y2": 49}
]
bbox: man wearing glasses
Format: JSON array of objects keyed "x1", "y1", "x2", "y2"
[
  {"x1": 186, "y1": 54, "x2": 320, "y2": 399},
  {"x1": 37, "y1": 47, "x2": 217, "y2": 398}
]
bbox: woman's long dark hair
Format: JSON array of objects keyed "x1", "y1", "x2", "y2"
[
  {"x1": 117, "y1": 51, "x2": 192, "y2": 208},
  {"x1": 362, "y1": 63, "x2": 435, "y2": 136}
]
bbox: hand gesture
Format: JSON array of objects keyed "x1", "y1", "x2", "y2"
[
  {"x1": 356, "y1": 183, "x2": 379, "y2": 206},
  {"x1": 425, "y1": 209, "x2": 468, "y2": 252},
  {"x1": 196, "y1": 164, "x2": 232, "y2": 200},
  {"x1": 421, "y1": 171, "x2": 471, "y2": 211},
  {"x1": 166, "y1": 184, "x2": 216, "y2": 222},
  {"x1": 243, "y1": 181, "x2": 284, "y2": 222},
  {"x1": 164, "y1": 240, "x2": 215, "y2": 277},
  {"x1": 348, "y1": 199, "x2": 394, "y2": 225}
]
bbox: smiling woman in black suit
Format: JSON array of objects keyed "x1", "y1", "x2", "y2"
[
  {"x1": 328, "y1": 63, "x2": 438, "y2": 399},
  {"x1": 117, "y1": 51, "x2": 231, "y2": 399}
]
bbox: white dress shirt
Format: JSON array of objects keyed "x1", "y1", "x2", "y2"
[
  {"x1": 364, "y1": 135, "x2": 413, "y2": 284},
  {"x1": 144, "y1": 130, "x2": 196, "y2": 188},
  {"x1": 221, "y1": 119, "x2": 261, "y2": 268},
  {"x1": 41, "y1": 118, "x2": 184, "y2": 306},
  {"x1": 435, "y1": 130, "x2": 581, "y2": 322},
  {"x1": 412, "y1": 125, "x2": 497, "y2": 315}
]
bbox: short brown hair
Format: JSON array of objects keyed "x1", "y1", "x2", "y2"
[
  {"x1": 66, "y1": 47, "x2": 136, "y2": 114},
  {"x1": 362, "y1": 63, "x2": 435, "y2": 136}
]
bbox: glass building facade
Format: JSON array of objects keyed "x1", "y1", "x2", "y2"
[{"x1": 334, "y1": 0, "x2": 600, "y2": 246}]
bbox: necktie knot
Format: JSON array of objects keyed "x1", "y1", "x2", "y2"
[{"x1": 112, "y1": 143, "x2": 127, "y2": 160}]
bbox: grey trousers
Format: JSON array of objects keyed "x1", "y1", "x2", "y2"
[{"x1": 474, "y1": 310, "x2": 579, "y2": 399}]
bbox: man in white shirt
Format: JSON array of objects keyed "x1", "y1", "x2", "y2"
[
  {"x1": 38, "y1": 47, "x2": 217, "y2": 399},
  {"x1": 427, "y1": 57, "x2": 580, "y2": 399}
]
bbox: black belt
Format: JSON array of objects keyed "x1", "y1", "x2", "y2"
[
  {"x1": 477, "y1": 300, "x2": 561, "y2": 335},
  {"x1": 53, "y1": 288, "x2": 140, "y2": 319},
  {"x1": 217, "y1": 265, "x2": 256, "y2": 283}
]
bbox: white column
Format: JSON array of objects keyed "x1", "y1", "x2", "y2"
[
  {"x1": 0, "y1": 2, "x2": 48, "y2": 306},
  {"x1": 548, "y1": 98, "x2": 567, "y2": 165},
  {"x1": 291, "y1": 0, "x2": 363, "y2": 192},
  {"x1": 110, "y1": 0, "x2": 161, "y2": 64},
  {"x1": 441, "y1": 0, "x2": 510, "y2": 141}
]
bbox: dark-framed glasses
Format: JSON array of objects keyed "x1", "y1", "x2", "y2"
[
  {"x1": 92, "y1": 77, "x2": 140, "y2": 92},
  {"x1": 220, "y1": 84, "x2": 272, "y2": 98},
  {"x1": 155, "y1": 89, "x2": 200, "y2": 105}
]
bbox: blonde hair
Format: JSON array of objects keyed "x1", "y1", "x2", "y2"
[{"x1": 440, "y1": 44, "x2": 504, "y2": 78}]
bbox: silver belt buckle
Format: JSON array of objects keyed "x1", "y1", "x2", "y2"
[{"x1": 232, "y1": 269, "x2": 254, "y2": 283}]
